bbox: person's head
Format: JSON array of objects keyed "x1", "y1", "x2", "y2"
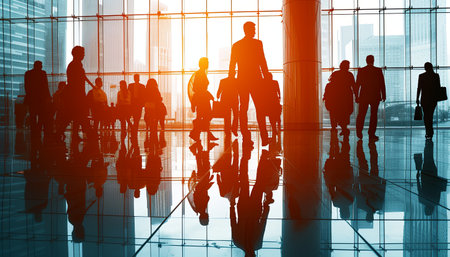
[
  {"x1": 134, "y1": 189, "x2": 140, "y2": 198},
  {"x1": 134, "y1": 74, "x2": 140, "y2": 83},
  {"x1": 366, "y1": 55, "x2": 374, "y2": 65},
  {"x1": 243, "y1": 21, "x2": 256, "y2": 38},
  {"x1": 424, "y1": 62, "x2": 434, "y2": 73},
  {"x1": 119, "y1": 80, "x2": 127, "y2": 91},
  {"x1": 33, "y1": 61, "x2": 43, "y2": 70},
  {"x1": 71, "y1": 46, "x2": 85, "y2": 61},
  {"x1": 199, "y1": 57, "x2": 209, "y2": 71},
  {"x1": 58, "y1": 81, "x2": 66, "y2": 90},
  {"x1": 146, "y1": 78, "x2": 158, "y2": 88},
  {"x1": 340, "y1": 60, "x2": 350, "y2": 71},
  {"x1": 95, "y1": 77, "x2": 103, "y2": 87}
]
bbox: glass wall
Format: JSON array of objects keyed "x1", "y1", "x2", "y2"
[
  {"x1": 322, "y1": 0, "x2": 450, "y2": 127},
  {"x1": 0, "y1": 0, "x2": 283, "y2": 128}
]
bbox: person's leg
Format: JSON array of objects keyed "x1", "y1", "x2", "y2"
[
  {"x1": 356, "y1": 102, "x2": 369, "y2": 139},
  {"x1": 224, "y1": 105, "x2": 231, "y2": 134},
  {"x1": 269, "y1": 115, "x2": 278, "y2": 138},
  {"x1": 368, "y1": 101, "x2": 380, "y2": 137},
  {"x1": 160, "y1": 117, "x2": 165, "y2": 130},
  {"x1": 250, "y1": 88, "x2": 269, "y2": 144},
  {"x1": 29, "y1": 109, "x2": 39, "y2": 139},
  {"x1": 238, "y1": 88, "x2": 251, "y2": 141},
  {"x1": 330, "y1": 112, "x2": 337, "y2": 131},
  {"x1": 423, "y1": 104, "x2": 436, "y2": 138}
]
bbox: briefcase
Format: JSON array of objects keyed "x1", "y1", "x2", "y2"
[
  {"x1": 436, "y1": 87, "x2": 448, "y2": 102},
  {"x1": 414, "y1": 105, "x2": 422, "y2": 120}
]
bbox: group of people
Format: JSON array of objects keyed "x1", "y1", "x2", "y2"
[
  {"x1": 323, "y1": 55, "x2": 386, "y2": 141},
  {"x1": 325, "y1": 55, "x2": 443, "y2": 141},
  {"x1": 24, "y1": 46, "x2": 167, "y2": 143},
  {"x1": 188, "y1": 21, "x2": 282, "y2": 146}
]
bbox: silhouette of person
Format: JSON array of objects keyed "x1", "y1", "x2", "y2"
[
  {"x1": 144, "y1": 134, "x2": 163, "y2": 196},
  {"x1": 190, "y1": 57, "x2": 218, "y2": 142},
  {"x1": 354, "y1": 55, "x2": 386, "y2": 141},
  {"x1": 87, "y1": 77, "x2": 108, "y2": 134},
  {"x1": 323, "y1": 132, "x2": 354, "y2": 220},
  {"x1": 213, "y1": 138, "x2": 239, "y2": 202},
  {"x1": 355, "y1": 140, "x2": 386, "y2": 222},
  {"x1": 24, "y1": 60, "x2": 52, "y2": 139},
  {"x1": 144, "y1": 78, "x2": 163, "y2": 136},
  {"x1": 57, "y1": 46, "x2": 95, "y2": 141},
  {"x1": 217, "y1": 77, "x2": 239, "y2": 136},
  {"x1": 416, "y1": 140, "x2": 447, "y2": 216},
  {"x1": 53, "y1": 81, "x2": 67, "y2": 132},
  {"x1": 416, "y1": 62, "x2": 440, "y2": 140},
  {"x1": 117, "y1": 80, "x2": 132, "y2": 141},
  {"x1": 228, "y1": 21, "x2": 270, "y2": 146},
  {"x1": 128, "y1": 74, "x2": 146, "y2": 132},
  {"x1": 324, "y1": 60, "x2": 355, "y2": 138},
  {"x1": 230, "y1": 148, "x2": 280, "y2": 256},
  {"x1": 187, "y1": 141, "x2": 215, "y2": 225},
  {"x1": 128, "y1": 145, "x2": 145, "y2": 199}
]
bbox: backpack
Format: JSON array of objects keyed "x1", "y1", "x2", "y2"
[{"x1": 324, "y1": 82, "x2": 339, "y2": 111}]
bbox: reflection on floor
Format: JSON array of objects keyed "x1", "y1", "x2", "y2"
[{"x1": 1, "y1": 128, "x2": 449, "y2": 257}]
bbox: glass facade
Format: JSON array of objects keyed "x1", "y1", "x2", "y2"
[
  {"x1": 322, "y1": 0, "x2": 450, "y2": 127},
  {"x1": 0, "y1": 0, "x2": 282, "y2": 127}
]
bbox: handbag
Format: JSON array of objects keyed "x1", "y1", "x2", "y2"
[
  {"x1": 414, "y1": 105, "x2": 422, "y2": 120},
  {"x1": 436, "y1": 86, "x2": 448, "y2": 102}
]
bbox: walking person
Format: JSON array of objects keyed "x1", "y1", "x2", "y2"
[
  {"x1": 228, "y1": 21, "x2": 270, "y2": 146},
  {"x1": 128, "y1": 74, "x2": 146, "y2": 132},
  {"x1": 189, "y1": 57, "x2": 218, "y2": 142},
  {"x1": 56, "y1": 46, "x2": 95, "y2": 141},
  {"x1": 354, "y1": 55, "x2": 386, "y2": 141},
  {"x1": 144, "y1": 78, "x2": 163, "y2": 137},
  {"x1": 87, "y1": 77, "x2": 108, "y2": 134},
  {"x1": 323, "y1": 60, "x2": 355, "y2": 138},
  {"x1": 117, "y1": 80, "x2": 132, "y2": 141},
  {"x1": 416, "y1": 62, "x2": 440, "y2": 140},
  {"x1": 24, "y1": 61, "x2": 52, "y2": 139}
]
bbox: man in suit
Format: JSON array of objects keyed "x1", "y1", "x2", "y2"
[
  {"x1": 24, "y1": 61, "x2": 52, "y2": 139},
  {"x1": 354, "y1": 55, "x2": 386, "y2": 141},
  {"x1": 229, "y1": 21, "x2": 270, "y2": 146}
]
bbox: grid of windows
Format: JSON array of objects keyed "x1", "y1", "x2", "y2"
[
  {"x1": 322, "y1": 0, "x2": 450, "y2": 127},
  {"x1": 0, "y1": 0, "x2": 283, "y2": 127}
]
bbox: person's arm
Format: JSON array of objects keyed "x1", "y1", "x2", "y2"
[
  {"x1": 379, "y1": 68, "x2": 386, "y2": 102},
  {"x1": 217, "y1": 81, "x2": 223, "y2": 99},
  {"x1": 228, "y1": 44, "x2": 237, "y2": 78},
  {"x1": 416, "y1": 75, "x2": 422, "y2": 105},
  {"x1": 43, "y1": 71, "x2": 51, "y2": 101},
  {"x1": 258, "y1": 41, "x2": 270, "y2": 78}
]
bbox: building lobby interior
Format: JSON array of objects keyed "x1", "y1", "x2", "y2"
[{"x1": 1, "y1": 0, "x2": 450, "y2": 256}]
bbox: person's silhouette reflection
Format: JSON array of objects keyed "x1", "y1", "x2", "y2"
[
  {"x1": 355, "y1": 141, "x2": 386, "y2": 222},
  {"x1": 24, "y1": 139, "x2": 52, "y2": 222},
  {"x1": 116, "y1": 143, "x2": 131, "y2": 194},
  {"x1": 230, "y1": 146, "x2": 281, "y2": 256},
  {"x1": 188, "y1": 141, "x2": 215, "y2": 226},
  {"x1": 128, "y1": 145, "x2": 145, "y2": 198},
  {"x1": 214, "y1": 138, "x2": 239, "y2": 203},
  {"x1": 416, "y1": 140, "x2": 447, "y2": 216},
  {"x1": 145, "y1": 134, "x2": 163, "y2": 196},
  {"x1": 324, "y1": 132, "x2": 354, "y2": 220}
]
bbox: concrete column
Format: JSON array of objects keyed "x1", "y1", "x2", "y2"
[{"x1": 283, "y1": 0, "x2": 321, "y2": 130}]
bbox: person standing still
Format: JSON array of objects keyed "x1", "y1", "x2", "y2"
[
  {"x1": 24, "y1": 61, "x2": 52, "y2": 139},
  {"x1": 416, "y1": 62, "x2": 440, "y2": 140},
  {"x1": 354, "y1": 55, "x2": 386, "y2": 141},
  {"x1": 228, "y1": 21, "x2": 270, "y2": 146}
]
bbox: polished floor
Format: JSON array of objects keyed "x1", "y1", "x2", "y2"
[{"x1": 0, "y1": 127, "x2": 449, "y2": 257}]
